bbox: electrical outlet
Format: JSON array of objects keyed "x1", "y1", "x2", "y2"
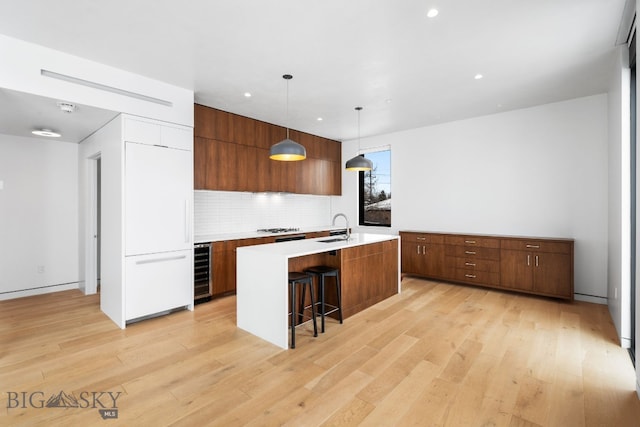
[{"x1": 37, "y1": 265, "x2": 45, "y2": 274}]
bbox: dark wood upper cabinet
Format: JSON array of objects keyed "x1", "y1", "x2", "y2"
[
  {"x1": 193, "y1": 137, "x2": 209, "y2": 190},
  {"x1": 232, "y1": 114, "x2": 256, "y2": 146},
  {"x1": 194, "y1": 105, "x2": 233, "y2": 142},
  {"x1": 194, "y1": 104, "x2": 341, "y2": 195},
  {"x1": 255, "y1": 120, "x2": 286, "y2": 150}
]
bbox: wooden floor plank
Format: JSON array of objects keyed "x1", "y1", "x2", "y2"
[{"x1": 1, "y1": 277, "x2": 639, "y2": 426}]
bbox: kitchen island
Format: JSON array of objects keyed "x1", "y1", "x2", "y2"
[{"x1": 236, "y1": 233, "x2": 400, "y2": 349}]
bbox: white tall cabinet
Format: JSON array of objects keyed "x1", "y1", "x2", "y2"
[{"x1": 99, "y1": 115, "x2": 194, "y2": 328}]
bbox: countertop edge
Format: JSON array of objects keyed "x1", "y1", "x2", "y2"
[
  {"x1": 236, "y1": 233, "x2": 399, "y2": 258},
  {"x1": 195, "y1": 225, "x2": 347, "y2": 244}
]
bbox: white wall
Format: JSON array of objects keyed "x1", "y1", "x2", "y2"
[
  {"x1": 339, "y1": 94, "x2": 609, "y2": 301},
  {"x1": 0, "y1": 34, "x2": 194, "y2": 306},
  {"x1": 607, "y1": 45, "x2": 631, "y2": 346},
  {"x1": 79, "y1": 116, "x2": 125, "y2": 327},
  {"x1": 0, "y1": 134, "x2": 79, "y2": 299},
  {"x1": 0, "y1": 34, "x2": 193, "y2": 127}
]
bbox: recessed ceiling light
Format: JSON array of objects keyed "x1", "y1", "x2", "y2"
[
  {"x1": 474, "y1": 74, "x2": 483, "y2": 80},
  {"x1": 32, "y1": 129, "x2": 61, "y2": 138},
  {"x1": 427, "y1": 8, "x2": 439, "y2": 18},
  {"x1": 244, "y1": 92, "x2": 252, "y2": 98},
  {"x1": 385, "y1": 98, "x2": 393, "y2": 104},
  {"x1": 317, "y1": 117, "x2": 323, "y2": 121}
]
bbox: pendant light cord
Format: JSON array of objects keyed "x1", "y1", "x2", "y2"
[
  {"x1": 356, "y1": 106, "x2": 363, "y2": 154},
  {"x1": 284, "y1": 74, "x2": 292, "y2": 139}
]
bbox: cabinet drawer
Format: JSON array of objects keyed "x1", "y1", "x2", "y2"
[
  {"x1": 445, "y1": 245, "x2": 500, "y2": 260},
  {"x1": 446, "y1": 256, "x2": 499, "y2": 273},
  {"x1": 125, "y1": 117, "x2": 192, "y2": 151},
  {"x1": 500, "y1": 239, "x2": 572, "y2": 254},
  {"x1": 125, "y1": 250, "x2": 192, "y2": 320},
  {"x1": 451, "y1": 269, "x2": 500, "y2": 286},
  {"x1": 444, "y1": 235, "x2": 500, "y2": 248},
  {"x1": 400, "y1": 232, "x2": 444, "y2": 244}
]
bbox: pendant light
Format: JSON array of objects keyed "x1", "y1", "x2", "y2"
[
  {"x1": 345, "y1": 106, "x2": 373, "y2": 171},
  {"x1": 270, "y1": 74, "x2": 306, "y2": 161}
]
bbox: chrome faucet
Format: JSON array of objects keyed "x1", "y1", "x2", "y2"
[{"x1": 332, "y1": 213, "x2": 350, "y2": 240}]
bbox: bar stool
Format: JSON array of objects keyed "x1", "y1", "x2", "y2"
[
  {"x1": 303, "y1": 266, "x2": 343, "y2": 333},
  {"x1": 288, "y1": 272, "x2": 318, "y2": 349}
]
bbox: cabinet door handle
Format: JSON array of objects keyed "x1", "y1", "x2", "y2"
[
  {"x1": 136, "y1": 254, "x2": 187, "y2": 265},
  {"x1": 465, "y1": 262, "x2": 476, "y2": 267},
  {"x1": 535, "y1": 255, "x2": 539, "y2": 267},
  {"x1": 464, "y1": 240, "x2": 476, "y2": 244},
  {"x1": 416, "y1": 245, "x2": 421, "y2": 255},
  {"x1": 527, "y1": 254, "x2": 531, "y2": 266},
  {"x1": 184, "y1": 199, "x2": 190, "y2": 243},
  {"x1": 526, "y1": 244, "x2": 540, "y2": 249},
  {"x1": 465, "y1": 274, "x2": 476, "y2": 279},
  {"x1": 465, "y1": 251, "x2": 476, "y2": 255},
  {"x1": 423, "y1": 245, "x2": 426, "y2": 255}
]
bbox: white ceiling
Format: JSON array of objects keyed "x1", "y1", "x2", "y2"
[{"x1": 0, "y1": 0, "x2": 630, "y2": 143}]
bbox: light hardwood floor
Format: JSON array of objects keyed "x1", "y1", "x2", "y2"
[{"x1": 1, "y1": 277, "x2": 639, "y2": 426}]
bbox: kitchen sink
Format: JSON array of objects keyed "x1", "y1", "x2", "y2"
[{"x1": 318, "y1": 238, "x2": 348, "y2": 243}]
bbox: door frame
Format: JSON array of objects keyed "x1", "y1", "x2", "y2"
[{"x1": 85, "y1": 153, "x2": 101, "y2": 295}]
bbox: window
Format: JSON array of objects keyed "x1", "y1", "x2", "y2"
[{"x1": 358, "y1": 149, "x2": 391, "y2": 227}]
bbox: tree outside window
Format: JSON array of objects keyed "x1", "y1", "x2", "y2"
[{"x1": 358, "y1": 149, "x2": 391, "y2": 227}]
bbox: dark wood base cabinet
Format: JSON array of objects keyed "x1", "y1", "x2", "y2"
[
  {"x1": 288, "y1": 239, "x2": 399, "y2": 319},
  {"x1": 400, "y1": 231, "x2": 574, "y2": 300},
  {"x1": 210, "y1": 231, "x2": 332, "y2": 298}
]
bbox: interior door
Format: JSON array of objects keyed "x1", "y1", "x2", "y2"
[{"x1": 125, "y1": 142, "x2": 191, "y2": 256}]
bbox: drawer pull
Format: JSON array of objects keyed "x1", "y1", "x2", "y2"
[
  {"x1": 417, "y1": 237, "x2": 426, "y2": 241},
  {"x1": 526, "y1": 244, "x2": 540, "y2": 249},
  {"x1": 464, "y1": 240, "x2": 476, "y2": 244},
  {"x1": 465, "y1": 262, "x2": 476, "y2": 267},
  {"x1": 464, "y1": 251, "x2": 476, "y2": 255},
  {"x1": 136, "y1": 254, "x2": 187, "y2": 265},
  {"x1": 465, "y1": 274, "x2": 477, "y2": 279}
]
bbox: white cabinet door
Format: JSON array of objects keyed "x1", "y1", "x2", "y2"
[
  {"x1": 125, "y1": 250, "x2": 192, "y2": 320},
  {"x1": 124, "y1": 117, "x2": 192, "y2": 150},
  {"x1": 125, "y1": 142, "x2": 192, "y2": 256}
]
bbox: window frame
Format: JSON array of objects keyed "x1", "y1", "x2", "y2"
[{"x1": 358, "y1": 150, "x2": 391, "y2": 228}]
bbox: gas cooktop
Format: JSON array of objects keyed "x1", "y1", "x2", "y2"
[{"x1": 256, "y1": 228, "x2": 300, "y2": 234}]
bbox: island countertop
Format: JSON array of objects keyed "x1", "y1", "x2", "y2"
[
  {"x1": 236, "y1": 232, "x2": 400, "y2": 349},
  {"x1": 236, "y1": 232, "x2": 399, "y2": 257}
]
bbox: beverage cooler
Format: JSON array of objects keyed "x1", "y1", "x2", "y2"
[{"x1": 194, "y1": 243, "x2": 212, "y2": 302}]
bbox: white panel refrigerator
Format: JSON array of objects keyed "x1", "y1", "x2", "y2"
[{"x1": 124, "y1": 121, "x2": 193, "y2": 321}]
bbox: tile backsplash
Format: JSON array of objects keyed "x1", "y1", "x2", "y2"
[{"x1": 194, "y1": 191, "x2": 333, "y2": 235}]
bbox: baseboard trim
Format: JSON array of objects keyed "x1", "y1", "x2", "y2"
[
  {"x1": 0, "y1": 282, "x2": 80, "y2": 301},
  {"x1": 573, "y1": 293, "x2": 607, "y2": 305}
]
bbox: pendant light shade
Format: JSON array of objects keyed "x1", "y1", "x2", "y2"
[
  {"x1": 270, "y1": 74, "x2": 306, "y2": 161},
  {"x1": 270, "y1": 138, "x2": 306, "y2": 161},
  {"x1": 346, "y1": 106, "x2": 372, "y2": 171},
  {"x1": 345, "y1": 154, "x2": 373, "y2": 171}
]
